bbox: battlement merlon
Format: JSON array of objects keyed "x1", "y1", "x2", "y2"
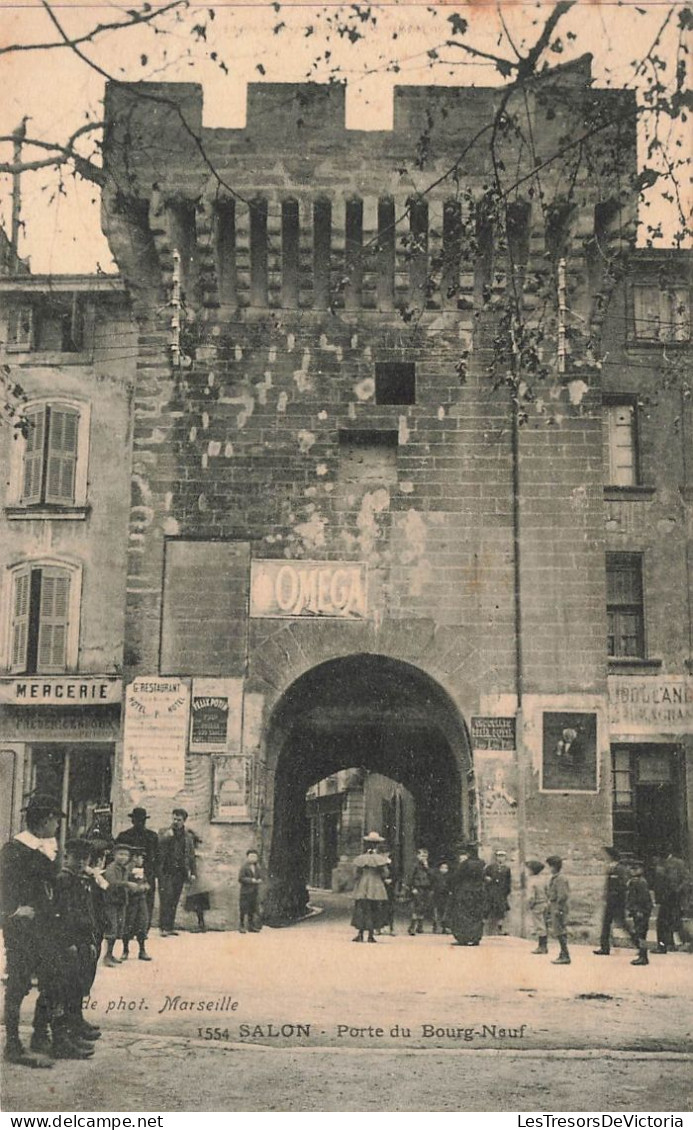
[{"x1": 102, "y1": 60, "x2": 638, "y2": 200}]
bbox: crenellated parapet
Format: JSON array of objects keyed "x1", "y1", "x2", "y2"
[{"x1": 101, "y1": 60, "x2": 638, "y2": 341}]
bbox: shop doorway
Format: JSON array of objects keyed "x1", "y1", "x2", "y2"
[
  {"x1": 264, "y1": 654, "x2": 472, "y2": 923},
  {"x1": 611, "y1": 744, "x2": 687, "y2": 863},
  {"x1": 29, "y1": 743, "x2": 114, "y2": 849}
]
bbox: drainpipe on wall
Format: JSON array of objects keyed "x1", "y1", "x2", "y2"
[{"x1": 509, "y1": 313, "x2": 527, "y2": 939}]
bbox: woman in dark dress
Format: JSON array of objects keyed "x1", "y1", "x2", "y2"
[{"x1": 448, "y1": 844, "x2": 487, "y2": 946}]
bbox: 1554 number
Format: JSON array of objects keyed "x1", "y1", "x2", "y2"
[{"x1": 197, "y1": 1027, "x2": 232, "y2": 1041}]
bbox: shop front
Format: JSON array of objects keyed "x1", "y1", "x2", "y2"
[
  {"x1": 608, "y1": 675, "x2": 692, "y2": 866},
  {"x1": 0, "y1": 676, "x2": 122, "y2": 848}
]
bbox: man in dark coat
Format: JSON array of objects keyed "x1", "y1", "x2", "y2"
[
  {"x1": 484, "y1": 849, "x2": 512, "y2": 934},
  {"x1": 593, "y1": 845, "x2": 628, "y2": 955},
  {"x1": 654, "y1": 850, "x2": 690, "y2": 953},
  {"x1": 0, "y1": 794, "x2": 90, "y2": 1066},
  {"x1": 115, "y1": 807, "x2": 159, "y2": 925},
  {"x1": 158, "y1": 808, "x2": 197, "y2": 936}
]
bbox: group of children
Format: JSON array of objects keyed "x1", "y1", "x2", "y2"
[
  {"x1": 100, "y1": 841, "x2": 153, "y2": 966},
  {"x1": 526, "y1": 853, "x2": 654, "y2": 966}
]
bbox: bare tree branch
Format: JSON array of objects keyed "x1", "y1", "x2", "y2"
[
  {"x1": 0, "y1": 1, "x2": 187, "y2": 58},
  {"x1": 0, "y1": 122, "x2": 105, "y2": 184}
]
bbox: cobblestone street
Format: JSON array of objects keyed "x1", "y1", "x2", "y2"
[{"x1": 2, "y1": 897, "x2": 692, "y2": 1111}]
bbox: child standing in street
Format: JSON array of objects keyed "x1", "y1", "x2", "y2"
[
  {"x1": 526, "y1": 860, "x2": 549, "y2": 954},
  {"x1": 627, "y1": 859, "x2": 653, "y2": 966},
  {"x1": 122, "y1": 847, "x2": 152, "y2": 962},
  {"x1": 102, "y1": 844, "x2": 135, "y2": 966},
  {"x1": 238, "y1": 849, "x2": 262, "y2": 933},
  {"x1": 52, "y1": 839, "x2": 101, "y2": 1054},
  {"x1": 546, "y1": 855, "x2": 571, "y2": 965},
  {"x1": 431, "y1": 861, "x2": 451, "y2": 934},
  {"x1": 407, "y1": 847, "x2": 433, "y2": 935}
]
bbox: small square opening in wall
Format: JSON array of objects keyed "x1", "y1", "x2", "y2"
[{"x1": 375, "y1": 362, "x2": 416, "y2": 405}]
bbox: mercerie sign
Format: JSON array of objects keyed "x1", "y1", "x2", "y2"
[{"x1": 0, "y1": 678, "x2": 122, "y2": 705}]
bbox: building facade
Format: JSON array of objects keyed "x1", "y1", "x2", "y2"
[
  {"x1": 37, "y1": 58, "x2": 688, "y2": 931},
  {"x1": 0, "y1": 271, "x2": 135, "y2": 849}
]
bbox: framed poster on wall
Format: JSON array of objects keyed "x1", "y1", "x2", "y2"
[
  {"x1": 210, "y1": 754, "x2": 252, "y2": 822},
  {"x1": 541, "y1": 711, "x2": 599, "y2": 793},
  {"x1": 189, "y1": 678, "x2": 243, "y2": 753}
]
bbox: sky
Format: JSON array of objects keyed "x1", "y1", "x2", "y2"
[{"x1": 0, "y1": 0, "x2": 689, "y2": 273}]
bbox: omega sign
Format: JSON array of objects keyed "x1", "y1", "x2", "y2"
[{"x1": 250, "y1": 560, "x2": 367, "y2": 619}]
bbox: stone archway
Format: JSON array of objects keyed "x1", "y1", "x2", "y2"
[{"x1": 262, "y1": 653, "x2": 473, "y2": 923}]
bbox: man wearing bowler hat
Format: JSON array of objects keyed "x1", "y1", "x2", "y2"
[{"x1": 115, "y1": 807, "x2": 159, "y2": 926}]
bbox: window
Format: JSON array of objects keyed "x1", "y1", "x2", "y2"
[
  {"x1": 375, "y1": 362, "x2": 416, "y2": 406},
  {"x1": 7, "y1": 562, "x2": 80, "y2": 674},
  {"x1": 7, "y1": 305, "x2": 35, "y2": 350},
  {"x1": 22, "y1": 403, "x2": 79, "y2": 505},
  {"x1": 633, "y1": 286, "x2": 690, "y2": 342},
  {"x1": 7, "y1": 399, "x2": 90, "y2": 511},
  {"x1": 6, "y1": 296, "x2": 84, "y2": 353},
  {"x1": 606, "y1": 553, "x2": 644, "y2": 658},
  {"x1": 611, "y1": 747, "x2": 636, "y2": 855},
  {"x1": 604, "y1": 400, "x2": 638, "y2": 486}
]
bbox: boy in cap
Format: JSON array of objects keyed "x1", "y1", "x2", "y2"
[
  {"x1": 546, "y1": 855, "x2": 571, "y2": 965},
  {"x1": 627, "y1": 859, "x2": 653, "y2": 966},
  {"x1": 115, "y1": 808, "x2": 159, "y2": 925},
  {"x1": 122, "y1": 846, "x2": 153, "y2": 961},
  {"x1": 238, "y1": 849, "x2": 263, "y2": 933},
  {"x1": 50, "y1": 839, "x2": 100, "y2": 1055},
  {"x1": 102, "y1": 843, "x2": 137, "y2": 965},
  {"x1": 0, "y1": 794, "x2": 65, "y2": 1066}
]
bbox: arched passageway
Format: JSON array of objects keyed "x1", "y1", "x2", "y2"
[{"x1": 263, "y1": 654, "x2": 473, "y2": 923}]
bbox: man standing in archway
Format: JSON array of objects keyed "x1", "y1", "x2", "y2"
[{"x1": 484, "y1": 849, "x2": 512, "y2": 935}]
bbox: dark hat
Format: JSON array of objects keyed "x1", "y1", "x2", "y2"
[
  {"x1": 64, "y1": 838, "x2": 92, "y2": 859},
  {"x1": 128, "y1": 807, "x2": 149, "y2": 821},
  {"x1": 546, "y1": 854, "x2": 563, "y2": 868},
  {"x1": 526, "y1": 859, "x2": 545, "y2": 874},
  {"x1": 172, "y1": 807, "x2": 188, "y2": 820},
  {"x1": 22, "y1": 793, "x2": 66, "y2": 818},
  {"x1": 246, "y1": 848, "x2": 259, "y2": 856},
  {"x1": 112, "y1": 842, "x2": 133, "y2": 854}
]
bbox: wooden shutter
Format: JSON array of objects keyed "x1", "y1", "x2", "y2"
[
  {"x1": 36, "y1": 569, "x2": 70, "y2": 672},
  {"x1": 607, "y1": 404, "x2": 636, "y2": 486},
  {"x1": 10, "y1": 568, "x2": 31, "y2": 673},
  {"x1": 45, "y1": 407, "x2": 79, "y2": 505},
  {"x1": 21, "y1": 405, "x2": 46, "y2": 505},
  {"x1": 8, "y1": 305, "x2": 34, "y2": 349}
]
